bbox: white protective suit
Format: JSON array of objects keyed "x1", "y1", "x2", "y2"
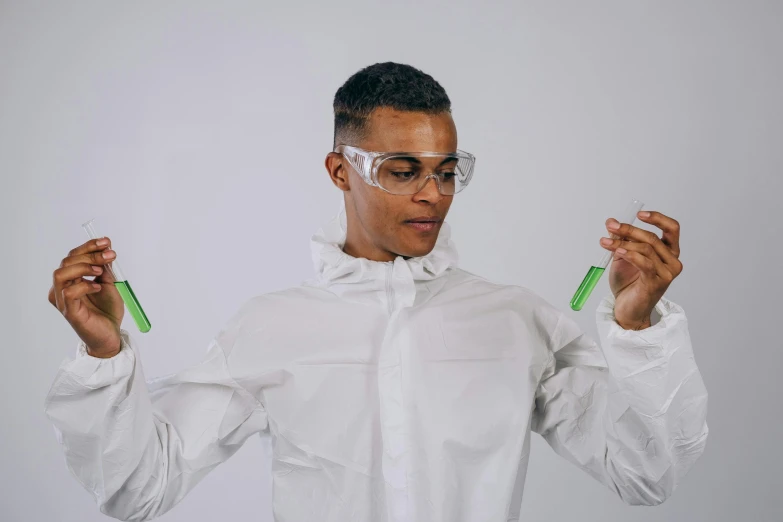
[{"x1": 45, "y1": 200, "x2": 709, "y2": 522}]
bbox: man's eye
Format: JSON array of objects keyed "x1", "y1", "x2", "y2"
[
  {"x1": 391, "y1": 171, "x2": 416, "y2": 180},
  {"x1": 441, "y1": 172, "x2": 456, "y2": 178}
]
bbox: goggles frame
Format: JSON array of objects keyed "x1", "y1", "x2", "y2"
[{"x1": 334, "y1": 144, "x2": 476, "y2": 195}]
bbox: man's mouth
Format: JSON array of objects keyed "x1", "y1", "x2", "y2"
[
  {"x1": 404, "y1": 218, "x2": 441, "y2": 232},
  {"x1": 405, "y1": 217, "x2": 442, "y2": 223}
]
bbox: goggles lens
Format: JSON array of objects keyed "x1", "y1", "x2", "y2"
[{"x1": 375, "y1": 153, "x2": 473, "y2": 195}]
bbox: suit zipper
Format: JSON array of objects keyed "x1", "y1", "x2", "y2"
[{"x1": 386, "y1": 262, "x2": 394, "y2": 315}]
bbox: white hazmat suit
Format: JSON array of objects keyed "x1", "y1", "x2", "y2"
[{"x1": 45, "y1": 201, "x2": 709, "y2": 521}]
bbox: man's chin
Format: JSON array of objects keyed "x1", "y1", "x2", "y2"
[
  {"x1": 392, "y1": 224, "x2": 442, "y2": 258},
  {"x1": 396, "y1": 240, "x2": 437, "y2": 259}
]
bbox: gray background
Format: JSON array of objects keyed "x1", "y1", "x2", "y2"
[{"x1": 2, "y1": 1, "x2": 780, "y2": 521}]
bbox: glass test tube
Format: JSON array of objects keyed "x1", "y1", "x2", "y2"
[
  {"x1": 82, "y1": 219, "x2": 152, "y2": 333},
  {"x1": 569, "y1": 198, "x2": 645, "y2": 311}
]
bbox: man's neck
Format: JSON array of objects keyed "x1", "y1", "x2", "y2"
[{"x1": 342, "y1": 234, "x2": 398, "y2": 262}]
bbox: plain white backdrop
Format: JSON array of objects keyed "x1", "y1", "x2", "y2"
[{"x1": 2, "y1": 1, "x2": 781, "y2": 521}]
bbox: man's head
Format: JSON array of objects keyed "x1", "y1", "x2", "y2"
[{"x1": 325, "y1": 62, "x2": 458, "y2": 262}]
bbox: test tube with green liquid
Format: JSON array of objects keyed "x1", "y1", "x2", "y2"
[
  {"x1": 570, "y1": 198, "x2": 645, "y2": 311},
  {"x1": 82, "y1": 219, "x2": 152, "y2": 333}
]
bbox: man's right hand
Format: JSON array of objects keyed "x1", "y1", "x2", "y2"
[{"x1": 48, "y1": 237, "x2": 125, "y2": 358}]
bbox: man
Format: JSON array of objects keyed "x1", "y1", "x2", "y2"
[{"x1": 45, "y1": 62, "x2": 709, "y2": 522}]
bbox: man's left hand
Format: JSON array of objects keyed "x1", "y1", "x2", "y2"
[{"x1": 599, "y1": 211, "x2": 683, "y2": 330}]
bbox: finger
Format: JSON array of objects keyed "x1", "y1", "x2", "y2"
[
  {"x1": 47, "y1": 237, "x2": 111, "y2": 310},
  {"x1": 59, "y1": 249, "x2": 117, "y2": 272},
  {"x1": 606, "y1": 218, "x2": 682, "y2": 274},
  {"x1": 53, "y1": 263, "x2": 104, "y2": 299},
  {"x1": 61, "y1": 279, "x2": 103, "y2": 319},
  {"x1": 616, "y1": 248, "x2": 675, "y2": 283},
  {"x1": 600, "y1": 237, "x2": 675, "y2": 282},
  {"x1": 54, "y1": 251, "x2": 116, "y2": 311},
  {"x1": 636, "y1": 211, "x2": 681, "y2": 258},
  {"x1": 67, "y1": 237, "x2": 112, "y2": 257}
]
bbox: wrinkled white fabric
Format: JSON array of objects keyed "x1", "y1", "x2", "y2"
[{"x1": 45, "y1": 200, "x2": 709, "y2": 521}]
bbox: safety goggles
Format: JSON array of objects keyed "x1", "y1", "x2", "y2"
[{"x1": 334, "y1": 144, "x2": 476, "y2": 196}]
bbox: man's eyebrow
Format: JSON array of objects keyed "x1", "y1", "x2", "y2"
[{"x1": 391, "y1": 155, "x2": 458, "y2": 166}]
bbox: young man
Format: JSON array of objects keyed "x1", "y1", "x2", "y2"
[{"x1": 45, "y1": 62, "x2": 708, "y2": 522}]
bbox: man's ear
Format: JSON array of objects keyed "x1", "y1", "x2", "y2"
[{"x1": 325, "y1": 152, "x2": 350, "y2": 192}]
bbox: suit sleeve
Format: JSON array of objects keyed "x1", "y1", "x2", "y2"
[
  {"x1": 531, "y1": 293, "x2": 709, "y2": 506},
  {"x1": 43, "y1": 301, "x2": 268, "y2": 521}
]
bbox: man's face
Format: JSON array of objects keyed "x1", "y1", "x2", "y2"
[{"x1": 327, "y1": 107, "x2": 458, "y2": 261}]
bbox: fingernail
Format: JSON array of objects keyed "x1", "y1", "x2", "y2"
[
  {"x1": 92, "y1": 266, "x2": 102, "y2": 273},
  {"x1": 600, "y1": 237, "x2": 612, "y2": 246},
  {"x1": 103, "y1": 250, "x2": 115, "y2": 259},
  {"x1": 638, "y1": 211, "x2": 650, "y2": 218},
  {"x1": 607, "y1": 220, "x2": 620, "y2": 230},
  {"x1": 97, "y1": 238, "x2": 109, "y2": 246}
]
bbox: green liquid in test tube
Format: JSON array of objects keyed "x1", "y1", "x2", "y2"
[
  {"x1": 570, "y1": 198, "x2": 645, "y2": 311},
  {"x1": 82, "y1": 219, "x2": 152, "y2": 333}
]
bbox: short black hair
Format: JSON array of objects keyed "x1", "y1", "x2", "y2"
[{"x1": 332, "y1": 62, "x2": 452, "y2": 149}]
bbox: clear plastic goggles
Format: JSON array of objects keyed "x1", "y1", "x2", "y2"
[{"x1": 335, "y1": 144, "x2": 476, "y2": 195}]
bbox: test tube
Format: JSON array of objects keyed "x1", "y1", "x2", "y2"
[
  {"x1": 569, "y1": 198, "x2": 645, "y2": 311},
  {"x1": 82, "y1": 218, "x2": 152, "y2": 333}
]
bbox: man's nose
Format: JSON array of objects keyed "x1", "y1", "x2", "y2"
[{"x1": 413, "y1": 175, "x2": 443, "y2": 201}]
